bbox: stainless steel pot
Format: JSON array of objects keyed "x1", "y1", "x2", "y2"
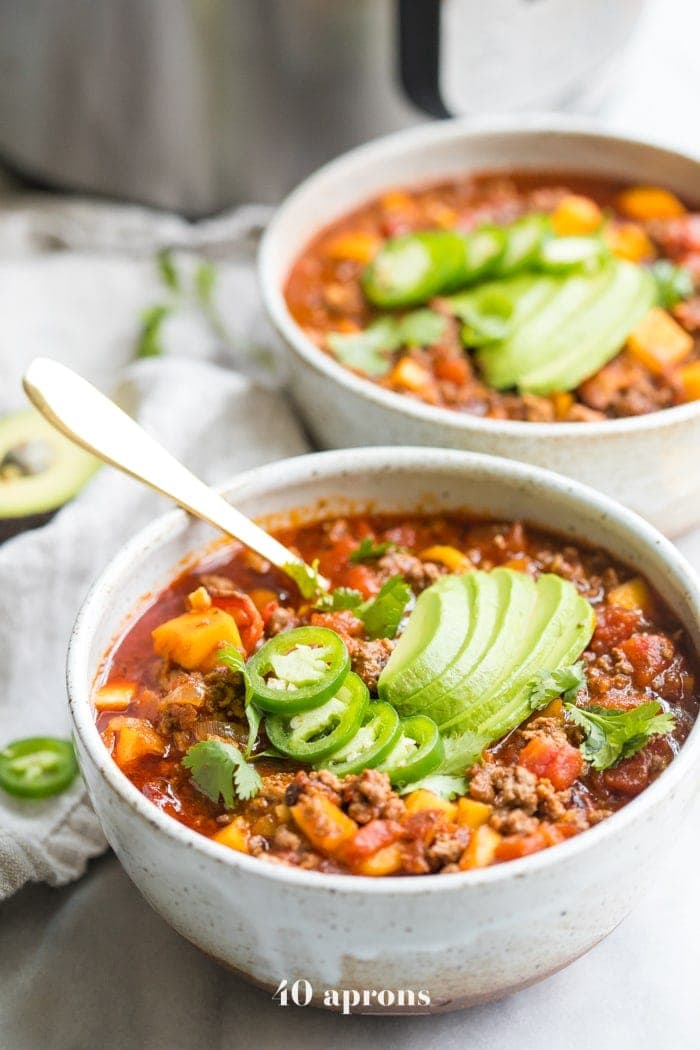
[{"x1": 0, "y1": 0, "x2": 648, "y2": 215}]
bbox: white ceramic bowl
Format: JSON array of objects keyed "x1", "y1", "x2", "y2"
[
  {"x1": 259, "y1": 116, "x2": 700, "y2": 537},
  {"x1": 68, "y1": 448, "x2": 700, "y2": 1012}
]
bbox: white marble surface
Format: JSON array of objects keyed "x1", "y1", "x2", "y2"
[{"x1": 1, "y1": 0, "x2": 700, "y2": 1045}]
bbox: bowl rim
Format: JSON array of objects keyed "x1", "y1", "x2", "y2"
[
  {"x1": 67, "y1": 446, "x2": 700, "y2": 896},
  {"x1": 259, "y1": 113, "x2": 700, "y2": 439}
]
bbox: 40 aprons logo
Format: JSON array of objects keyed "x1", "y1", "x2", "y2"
[{"x1": 274, "y1": 978, "x2": 431, "y2": 1014}]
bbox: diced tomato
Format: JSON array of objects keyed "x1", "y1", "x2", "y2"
[
  {"x1": 434, "y1": 356, "x2": 470, "y2": 385},
  {"x1": 494, "y1": 829, "x2": 548, "y2": 862},
  {"x1": 309, "y1": 609, "x2": 364, "y2": 642},
  {"x1": 621, "y1": 633, "x2": 674, "y2": 688},
  {"x1": 402, "y1": 809, "x2": 445, "y2": 847},
  {"x1": 342, "y1": 563, "x2": 381, "y2": 598},
  {"x1": 591, "y1": 604, "x2": 640, "y2": 650},
  {"x1": 210, "y1": 591, "x2": 263, "y2": 654},
  {"x1": 519, "y1": 737, "x2": 584, "y2": 790},
  {"x1": 600, "y1": 750, "x2": 651, "y2": 797},
  {"x1": 341, "y1": 819, "x2": 405, "y2": 865}
]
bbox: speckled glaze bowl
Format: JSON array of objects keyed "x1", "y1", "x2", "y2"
[
  {"x1": 259, "y1": 117, "x2": 700, "y2": 537},
  {"x1": 67, "y1": 448, "x2": 700, "y2": 1012}
]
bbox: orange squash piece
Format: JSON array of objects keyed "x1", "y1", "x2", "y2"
[
  {"x1": 355, "y1": 843, "x2": 403, "y2": 876},
  {"x1": 214, "y1": 818, "x2": 249, "y2": 853},
  {"x1": 459, "y1": 825, "x2": 502, "y2": 870},
  {"x1": 455, "y1": 798, "x2": 492, "y2": 830},
  {"x1": 551, "y1": 195, "x2": 602, "y2": 236},
  {"x1": 677, "y1": 360, "x2": 700, "y2": 402},
  {"x1": 291, "y1": 795, "x2": 358, "y2": 856},
  {"x1": 616, "y1": 186, "x2": 686, "y2": 221},
  {"x1": 404, "y1": 789, "x2": 457, "y2": 822},
  {"x1": 627, "y1": 308, "x2": 693, "y2": 374},
  {"x1": 608, "y1": 576, "x2": 654, "y2": 616},
  {"x1": 107, "y1": 717, "x2": 165, "y2": 769},
  {"x1": 151, "y1": 607, "x2": 242, "y2": 671}
]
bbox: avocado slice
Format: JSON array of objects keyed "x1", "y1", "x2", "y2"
[
  {"x1": 422, "y1": 568, "x2": 538, "y2": 727},
  {"x1": 438, "y1": 575, "x2": 595, "y2": 771},
  {"x1": 477, "y1": 260, "x2": 656, "y2": 394},
  {"x1": 378, "y1": 573, "x2": 472, "y2": 708},
  {"x1": 0, "y1": 409, "x2": 98, "y2": 541},
  {"x1": 478, "y1": 267, "x2": 614, "y2": 390},
  {"x1": 519, "y1": 262, "x2": 656, "y2": 394}
]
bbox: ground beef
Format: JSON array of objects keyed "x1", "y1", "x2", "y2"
[
  {"x1": 578, "y1": 352, "x2": 677, "y2": 417},
  {"x1": 271, "y1": 825, "x2": 302, "y2": 852},
  {"x1": 468, "y1": 763, "x2": 539, "y2": 814},
  {"x1": 155, "y1": 672, "x2": 207, "y2": 734},
  {"x1": 198, "y1": 573, "x2": 237, "y2": 596},
  {"x1": 202, "y1": 667, "x2": 245, "y2": 720},
  {"x1": 340, "y1": 769, "x2": 406, "y2": 824},
  {"x1": 520, "y1": 716, "x2": 572, "y2": 749},
  {"x1": 266, "y1": 605, "x2": 300, "y2": 636},
  {"x1": 535, "y1": 780, "x2": 570, "y2": 822},
  {"x1": 489, "y1": 808, "x2": 540, "y2": 836},
  {"x1": 288, "y1": 769, "x2": 343, "y2": 807},
  {"x1": 426, "y1": 827, "x2": 470, "y2": 867},
  {"x1": 377, "y1": 550, "x2": 446, "y2": 591},
  {"x1": 347, "y1": 636, "x2": 394, "y2": 693}
]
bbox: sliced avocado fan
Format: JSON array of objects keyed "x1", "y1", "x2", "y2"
[
  {"x1": 470, "y1": 259, "x2": 656, "y2": 394},
  {"x1": 378, "y1": 567, "x2": 595, "y2": 774},
  {"x1": 0, "y1": 409, "x2": 98, "y2": 537}
]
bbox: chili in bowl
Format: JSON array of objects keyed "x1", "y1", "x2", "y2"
[
  {"x1": 68, "y1": 447, "x2": 700, "y2": 1011},
  {"x1": 260, "y1": 118, "x2": 700, "y2": 534}
]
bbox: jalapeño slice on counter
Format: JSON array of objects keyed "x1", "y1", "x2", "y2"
[
  {"x1": 0, "y1": 737, "x2": 78, "y2": 799},
  {"x1": 247, "y1": 626, "x2": 350, "y2": 714},
  {"x1": 265, "y1": 672, "x2": 369, "y2": 762},
  {"x1": 319, "y1": 701, "x2": 402, "y2": 778},
  {"x1": 378, "y1": 714, "x2": 444, "y2": 786}
]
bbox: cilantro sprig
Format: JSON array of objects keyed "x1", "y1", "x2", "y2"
[
  {"x1": 326, "y1": 309, "x2": 446, "y2": 377},
  {"x1": 215, "y1": 643, "x2": 259, "y2": 756},
  {"x1": 312, "y1": 575, "x2": 411, "y2": 639},
  {"x1": 282, "y1": 559, "x2": 327, "y2": 601},
  {"x1": 349, "y1": 538, "x2": 396, "y2": 564},
  {"x1": 528, "y1": 661, "x2": 588, "y2": 711},
  {"x1": 182, "y1": 740, "x2": 262, "y2": 808},
  {"x1": 564, "y1": 700, "x2": 675, "y2": 771}
]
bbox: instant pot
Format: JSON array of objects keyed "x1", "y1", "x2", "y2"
[{"x1": 0, "y1": 0, "x2": 648, "y2": 215}]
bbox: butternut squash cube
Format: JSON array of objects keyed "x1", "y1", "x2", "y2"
[
  {"x1": 151, "y1": 608, "x2": 241, "y2": 671},
  {"x1": 549, "y1": 391, "x2": 574, "y2": 419},
  {"x1": 459, "y1": 825, "x2": 502, "y2": 870},
  {"x1": 627, "y1": 308, "x2": 693, "y2": 374},
  {"x1": 325, "y1": 231, "x2": 382, "y2": 264},
  {"x1": 94, "y1": 681, "x2": 135, "y2": 712},
  {"x1": 551, "y1": 195, "x2": 602, "y2": 236},
  {"x1": 456, "y1": 798, "x2": 492, "y2": 830},
  {"x1": 605, "y1": 222, "x2": 655, "y2": 263},
  {"x1": 291, "y1": 795, "x2": 358, "y2": 856},
  {"x1": 616, "y1": 186, "x2": 686, "y2": 221},
  {"x1": 355, "y1": 843, "x2": 403, "y2": 876},
  {"x1": 108, "y1": 717, "x2": 165, "y2": 768},
  {"x1": 608, "y1": 576, "x2": 654, "y2": 616},
  {"x1": 213, "y1": 818, "x2": 249, "y2": 853},
  {"x1": 390, "y1": 357, "x2": 431, "y2": 392},
  {"x1": 404, "y1": 789, "x2": 457, "y2": 822},
  {"x1": 419, "y1": 545, "x2": 472, "y2": 573},
  {"x1": 677, "y1": 360, "x2": 700, "y2": 402}
]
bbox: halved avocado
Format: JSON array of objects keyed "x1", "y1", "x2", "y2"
[{"x1": 0, "y1": 409, "x2": 98, "y2": 541}]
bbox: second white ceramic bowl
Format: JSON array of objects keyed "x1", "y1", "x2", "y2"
[
  {"x1": 68, "y1": 448, "x2": 700, "y2": 1012},
  {"x1": 260, "y1": 117, "x2": 700, "y2": 536}
]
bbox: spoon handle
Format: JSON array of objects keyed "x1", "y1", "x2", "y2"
[{"x1": 22, "y1": 357, "x2": 306, "y2": 574}]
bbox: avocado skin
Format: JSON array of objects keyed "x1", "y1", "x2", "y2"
[{"x1": 0, "y1": 510, "x2": 56, "y2": 544}]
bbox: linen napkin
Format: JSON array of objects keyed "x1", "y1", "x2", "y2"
[{"x1": 0, "y1": 196, "x2": 309, "y2": 899}]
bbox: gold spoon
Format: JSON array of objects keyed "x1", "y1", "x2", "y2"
[{"x1": 22, "y1": 357, "x2": 325, "y2": 592}]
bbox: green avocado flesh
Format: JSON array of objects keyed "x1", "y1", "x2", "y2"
[
  {"x1": 474, "y1": 259, "x2": 656, "y2": 394},
  {"x1": 377, "y1": 567, "x2": 595, "y2": 772},
  {"x1": 0, "y1": 409, "x2": 98, "y2": 524}
]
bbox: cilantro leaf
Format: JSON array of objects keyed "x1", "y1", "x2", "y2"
[
  {"x1": 399, "y1": 774, "x2": 467, "y2": 800},
  {"x1": 313, "y1": 587, "x2": 363, "y2": 612},
  {"x1": 182, "y1": 740, "x2": 262, "y2": 807},
  {"x1": 195, "y1": 260, "x2": 217, "y2": 307},
  {"x1": 651, "y1": 260, "x2": 694, "y2": 309},
  {"x1": 136, "y1": 304, "x2": 171, "y2": 359},
  {"x1": 211, "y1": 642, "x2": 260, "y2": 757},
  {"x1": 327, "y1": 309, "x2": 445, "y2": 377},
  {"x1": 157, "y1": 249, "x2": 180, "y2": 292},
  {"x1": 398, "y1": 309, "x2": 446, "y2": 347},
  {"x1": 283, "y1": 559, "x2": 326, "y2": 600},
  {"x1": 358, "y1": 574, "x2": 412, "y2": 639},
  {"x1": 349, "y1": 538, "x2": 395, "y2": 564},
  {"x1": 528, "y1": 661, "x2": 588, "y2": 712},
  {"x1": 327, "y1": 318, "x2": 400, "y2": 377},
  {"x1": 564, "y1": 700, "x2": 675, "y2": 771}
]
